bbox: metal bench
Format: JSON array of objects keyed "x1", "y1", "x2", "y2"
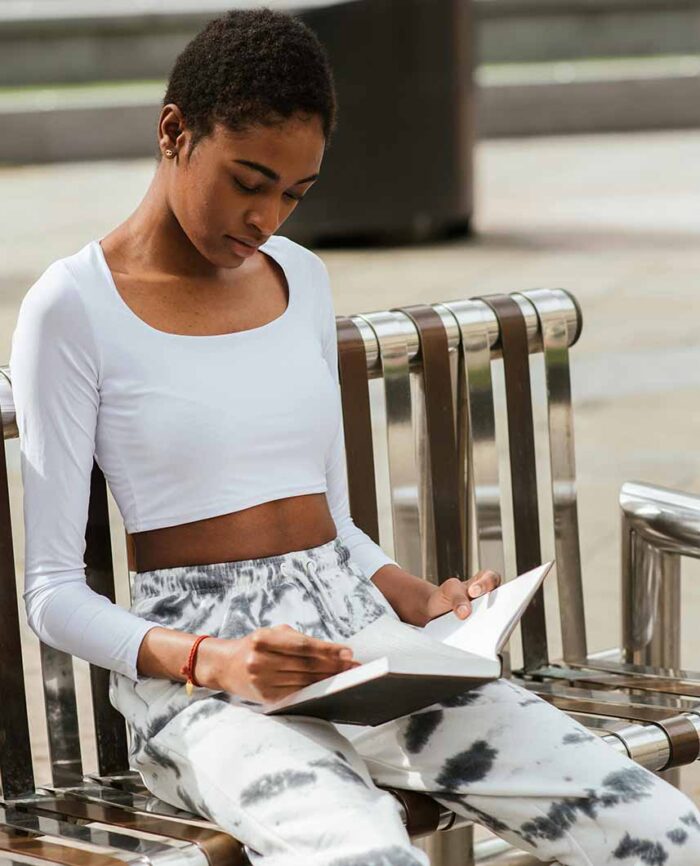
[{"x1": 1, "y1": 288, "x2": 699, "y2": 866}]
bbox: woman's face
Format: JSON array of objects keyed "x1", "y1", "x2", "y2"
[{"x1": 163, "y1": 111, "x2": 326, "y2": 267}]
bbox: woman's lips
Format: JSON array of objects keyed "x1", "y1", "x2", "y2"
[{"x1": 226, "y1": 235, "x2": 258, "y2": 258}]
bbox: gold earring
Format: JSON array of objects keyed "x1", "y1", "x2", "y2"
[{"x1": 164, "y1": 149, "x2": 175, "y2": 158}]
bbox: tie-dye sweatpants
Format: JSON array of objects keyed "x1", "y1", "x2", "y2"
[{"x1": 109, "y1": 536, "x2": 700, "y2": 866}]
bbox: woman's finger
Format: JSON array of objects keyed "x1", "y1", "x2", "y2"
[
  {"x1": 251, "y1": 626, "x2": 355, "y2": 660},
  {"x1": 271, "y1": 670, "x2": 357, "y2": 687},
  {"x1": 465, "y1": 569, "x2": 502, "y2": 598},
  {"x1": 439, "y1": 577, "x2": 472, "y2": 618},
  {"x1": 262, "y1": 653, "x2": 360, "y2": 673}
]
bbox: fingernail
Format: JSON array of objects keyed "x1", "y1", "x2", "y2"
[
  {"x1": 471, "y1": 584, "x2": 483, "y2": 597},
  {"x1": 340, "y1": 649, "x2": 352, "y2": 660},
  {"x1": 458, "y1": 604, "x2": 470, "y2": 615}
]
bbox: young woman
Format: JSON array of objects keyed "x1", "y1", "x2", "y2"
[{"x1": 10, "y1": 9, "x2": 700, "y2": 866}]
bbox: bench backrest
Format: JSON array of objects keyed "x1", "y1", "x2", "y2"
[
  {"x1": 0, "y1": 288, "x2": 583, "y2": 800},
  {"x1": 335, "y1": 291, "x2": 585, "y2": 664}
]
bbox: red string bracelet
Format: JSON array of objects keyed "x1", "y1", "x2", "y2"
[{"x1": 181, "y1": 634, "x2": 211, "y2": 697}]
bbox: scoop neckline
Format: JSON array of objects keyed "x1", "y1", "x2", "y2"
[{"x1": 92, "y1": 236, "x2": 294, "y2": 341}]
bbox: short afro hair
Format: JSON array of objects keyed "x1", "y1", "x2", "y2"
[{"x1": 161, "y1": 7, "x2": 337, "y2": 159}]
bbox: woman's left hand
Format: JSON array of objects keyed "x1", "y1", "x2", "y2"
[{"x1": 422, "y1": 569, "x2": 502, "y2": 624}]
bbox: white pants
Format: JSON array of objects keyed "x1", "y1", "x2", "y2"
[{"x1": 110, "y1": 537, "x2": 700, "y2": 866}]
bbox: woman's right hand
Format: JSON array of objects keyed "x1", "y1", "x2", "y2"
[{"x1": 197, "y1": 625, "x2": 361, "y2": 703}]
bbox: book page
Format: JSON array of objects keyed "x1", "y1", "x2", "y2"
[
  {"x1": 346, "y1": 613, "x2": 485, "y2": 669},
  {"x1": 421, "y1": 562, "x2": 554, "y2": 658}
]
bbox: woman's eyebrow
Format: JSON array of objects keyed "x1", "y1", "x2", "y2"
[{"x1": 234, "y1": 159, "x2": 319, "y2": 185}]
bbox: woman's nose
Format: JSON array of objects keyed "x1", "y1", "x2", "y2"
[{"x1": 245, "y1": 200, "x2": 281, "y2": 238}]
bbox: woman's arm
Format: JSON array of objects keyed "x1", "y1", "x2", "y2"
[
  {"x1": 315, "y1": 254, "x2": 500, "y2": 626},
  {"x1": 11, "y1": 261, "x2": 164, "y2": 681},
  {"x1": 11, "y1": 260, "x2": 358, "y2": 695}
]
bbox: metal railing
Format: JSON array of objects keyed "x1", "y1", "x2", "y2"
[{"x1": 621, "y1": 481, "x2": 700, "y2": 670}]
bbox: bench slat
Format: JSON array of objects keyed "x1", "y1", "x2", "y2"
[
  {"x1": 337, "y1": 316, "x2": 381, "y2": 543},
  {"x1": 358, "y1": 311, "x2": 421, "y2": 572},
  {"x1": 481, "y1": 295, "x2": 548, "y2": 670},
  {"x1": 84, "y1": 465, "x2": 129, "y2": 778},
  {"x1": 20, "y1": 794, "x2": 245, "y2": 866},
  {"x1": 6, "y1": 801, "x2": 178, "y2": 861},
  {"x1": 523, "y1": 289, "x2": 587, "y2": 662},
  {"x1": 442, "y1": 300, "x2": 506, "y2": 582},
  {"x1": 396, "y1": 304, "x2": 465, "y2": 583},
  {"x1": 0, "y1": 410, "x2": 34, "y2": 800},
  {"x1": 0, "y1": 820, "x2": 127, "y2": 866},
  {"x1": 38, "y1": 643, "x2": 83, "y2": 787}
]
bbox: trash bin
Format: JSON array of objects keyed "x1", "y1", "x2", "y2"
[{"x1": 283, "y1": 0, "x2": 475, "y2": 246}]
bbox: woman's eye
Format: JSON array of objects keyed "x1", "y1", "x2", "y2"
[
  {"x1": 234, "y1": 176, "x2": 304, "y2": 203},
  {"x1": 234, "y1": 177, "x2": 260, "y2": 194}
]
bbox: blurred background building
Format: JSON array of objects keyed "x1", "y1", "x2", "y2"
[
  {"x1": 3, "y1": 0, "x2": 699, "y2": 150},
  {"x1": 2, "y1": 0, "x2": 699, "y2": 242}
]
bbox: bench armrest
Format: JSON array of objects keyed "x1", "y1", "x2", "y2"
[{"x1": 620, "y1": 480, "x2": 700, "y2": 668}]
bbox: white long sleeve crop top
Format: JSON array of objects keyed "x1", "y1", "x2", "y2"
[{"x1": 9, "y1": 234, "x2": 398, "y2": 681}]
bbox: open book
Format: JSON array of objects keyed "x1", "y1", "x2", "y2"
[{"x1": 263, "y1": 561, "x2": 554, "y2": 726}]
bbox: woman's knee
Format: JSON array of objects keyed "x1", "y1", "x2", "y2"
[
  {"x1": 616, "y1": 786, "x2": 700, "y2": 865},
  {"x1": 246, "y1": 784, "x2": 429, "y2": 866}
]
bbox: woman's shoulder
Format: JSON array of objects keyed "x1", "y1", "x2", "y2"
[
  {"x1": 264, "y1": 234, "x2": 329, "y2": 283},
  {"x1": 266, "y1": 234, "x2": 333, "y2": 326},
  {"x1": 22, "y1": 241, "x2": 97, "y2": 307},
  {"x1": 14, "y1": 241, "x2": 101, "y2": 345}
]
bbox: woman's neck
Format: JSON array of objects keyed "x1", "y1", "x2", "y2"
[{"x1": 107, "y1": 170, "x2": 228, "y2": 281}]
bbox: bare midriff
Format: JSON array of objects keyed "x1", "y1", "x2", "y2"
[{"x1": 128, "y1": 493, "x2": 338, "y2": 572}]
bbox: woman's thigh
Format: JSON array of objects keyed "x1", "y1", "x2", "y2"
[
  {"x1": 135, "y1": 695, "x2": 431, "y2": 866},
  {"x1": 337, "y1": 679, "x2": 700, "y2": 866}
]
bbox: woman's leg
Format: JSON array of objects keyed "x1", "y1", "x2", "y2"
[
  {"x1": 110, "y1": 541, "x2": 438, "y2": 865},
  {"x1": 134, "y1": 694, "x2": 431, "y2": 866},
  {"x1": 339, "y1": 679, "x2": 700, "y2": 866}
]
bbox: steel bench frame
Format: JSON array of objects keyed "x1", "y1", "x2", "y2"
[{"x1": 1, "y1": 288, "x2": 699, "y2": 866}]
